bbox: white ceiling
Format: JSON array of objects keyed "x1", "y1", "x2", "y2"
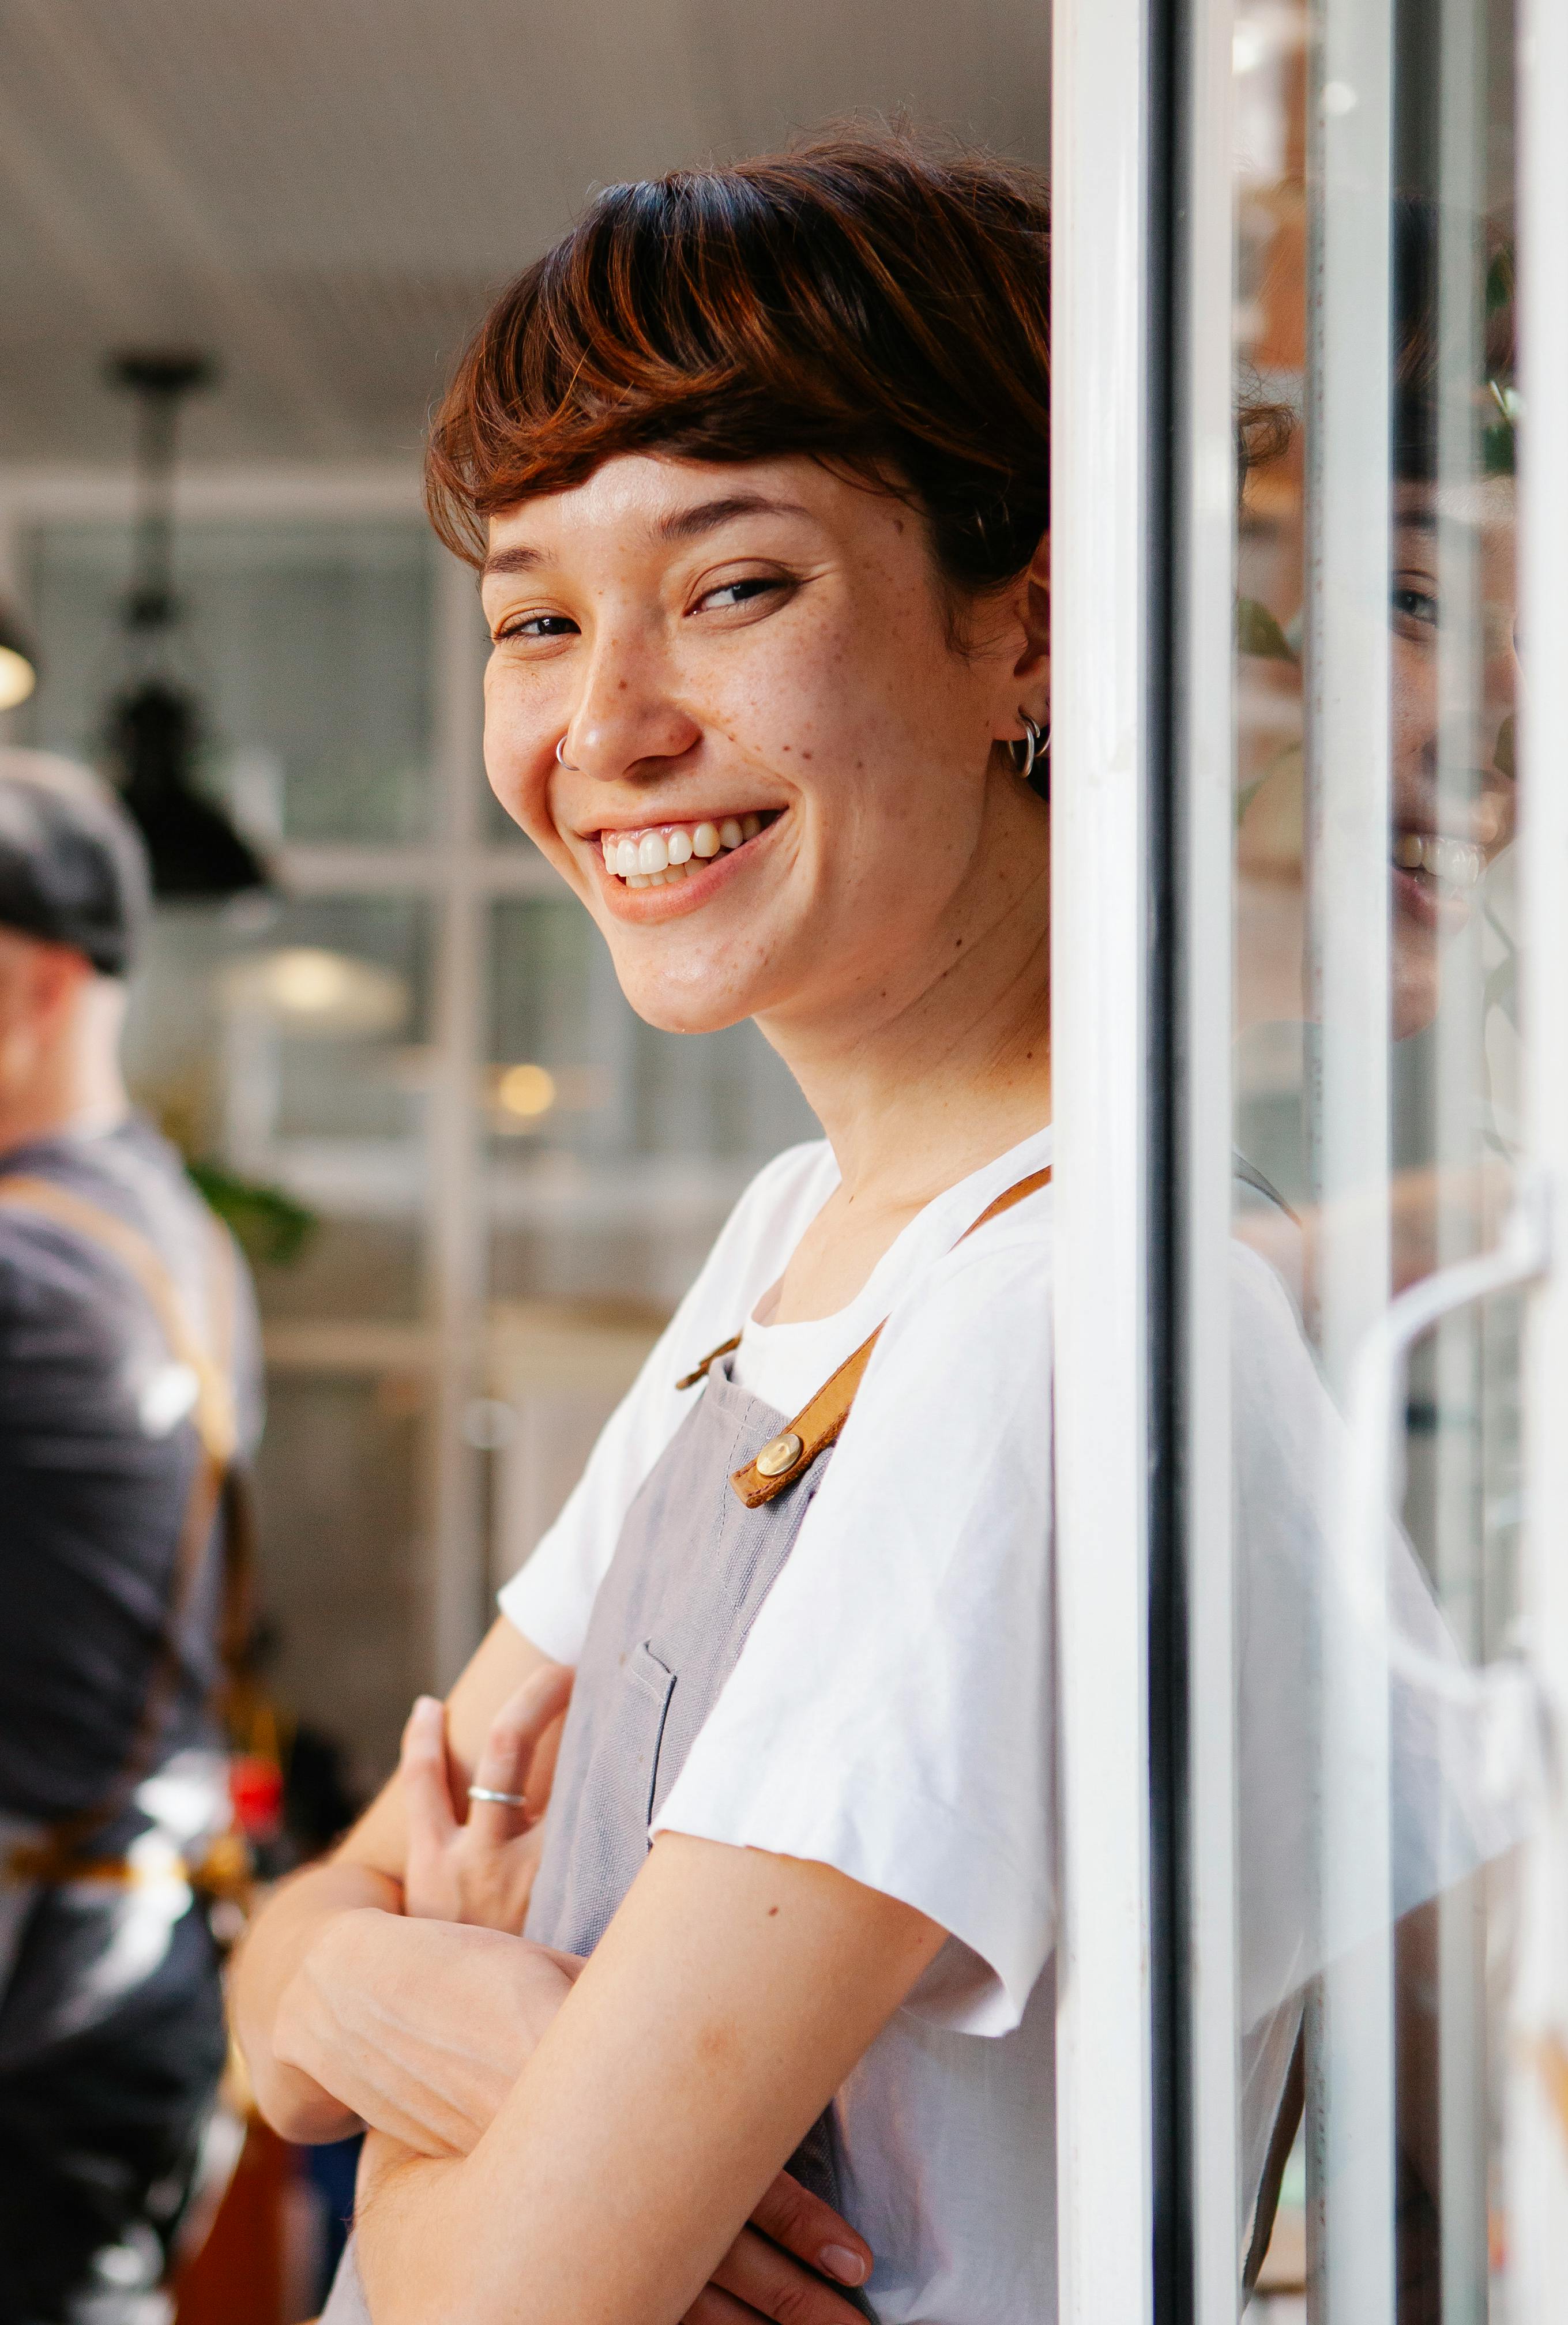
[{"x1": 0, "y1": 0, "x2": 1050, "y2": 465}]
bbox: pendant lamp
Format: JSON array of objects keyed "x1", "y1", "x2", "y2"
[
  {"x1": 0, "y1": 600, "x2": 37, "y2": 711},
  {"x1": 103, "y1": 351, "x2": 268, "y2": 900}
]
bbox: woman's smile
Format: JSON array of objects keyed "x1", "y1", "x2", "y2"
[{"x1": 594, "y1": 810, "x2": 779, "y2": 902}]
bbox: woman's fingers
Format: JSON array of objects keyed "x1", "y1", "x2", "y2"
[
  {"x1": 746, "y1": 2171, "x2": 872, "y2": 2289},
  {"x1": 466, "y1": 1664, "x2": 573, "y2": 1845},
  {"x1": 708, "y1": 2225, "x2": 870, "y2": 2323},
  {"x1": 683, "y1": 2289, "x2": 756, "y2": 2324},
  {"x1": 398, "y1": 1695, "x2": 457, "y2": 1846}
]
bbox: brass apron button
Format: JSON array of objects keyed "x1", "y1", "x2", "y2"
[{"x1": 755, "y1": 1430, "x2": 804, "y2": 1479}]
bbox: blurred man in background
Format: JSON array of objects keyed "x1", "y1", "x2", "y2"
[{"x1": 0, "y1": 752, "x2": 262, "y2": 2325}]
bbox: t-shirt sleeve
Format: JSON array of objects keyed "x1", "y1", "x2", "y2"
[{"x1": 652, "y1": 1229, "x2": 1056, "y2": 2039}]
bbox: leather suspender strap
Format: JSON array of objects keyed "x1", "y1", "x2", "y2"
[
  {"x1": 0, "y1": 1176, "x2": 238, "y2": 1466},
  {"x1": 1242, "y1": 2015, "x2": 1306, "y2": 2294},
  {"x1": 675, "y1": 1333, "x2": 741, "y2": 1392},
  {"x1": 728, "y1": 1162, "x2": 1052, "y2": 1508},
  {"x1": 0, "y1": 1175, "x2": 242, "y2": 1875}
]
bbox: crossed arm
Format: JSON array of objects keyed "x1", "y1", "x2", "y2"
[{"x1": 232, "y1": 1617, "x2": 946, "y2": 2325}]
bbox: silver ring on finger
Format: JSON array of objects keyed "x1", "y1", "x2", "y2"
[{"x1": 467, "y1": 1785, "x2": 528, "y2": 1808}]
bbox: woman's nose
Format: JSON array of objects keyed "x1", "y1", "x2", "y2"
[{"x1": 562, "y1": 633, "x2": 702, "y2": 782}]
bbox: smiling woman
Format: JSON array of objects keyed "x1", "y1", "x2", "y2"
[{"x1": 232, "y1": 134, "x2": 1061, "y2": 2325}]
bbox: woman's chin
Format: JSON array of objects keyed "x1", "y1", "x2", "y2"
[{"x1": 614, "y1": 968, "x2": 763, "y2": 1038}]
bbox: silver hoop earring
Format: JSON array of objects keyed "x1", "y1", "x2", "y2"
[
  {"x1": 1011, "y1": 713, "x2": 1048, "y2": 783},
  {"x1": 556, "y1": 736, "x2": 580, "y2": 771}
]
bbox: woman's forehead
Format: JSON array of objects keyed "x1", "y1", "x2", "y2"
[{"x1": 484, "y1": 452, "x2": 846, "y2": 557}]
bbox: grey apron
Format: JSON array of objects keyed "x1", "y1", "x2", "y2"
[{"x1": 321, "y1": 1357, "x2": 868, "y2": 2323}]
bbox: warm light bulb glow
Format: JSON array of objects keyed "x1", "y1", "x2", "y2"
[
  {"x1": 270, "y1": 950, "x2": 352, "y2": 1014},
  {"x1": 497, "y1": 1063, "x2": 556, "y2": 1119},
  {"x1": 0, "y1": 646, "x2": 36, "y2": 712},
  {"x1": 219, "y1": 946, "x2": 409, "y2": 1036}
]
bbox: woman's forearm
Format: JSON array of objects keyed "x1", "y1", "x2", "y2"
[
  {"x1": 234, "y1": 1857, "x2": 403, "y2": 2141},
  {"x1": 354, "y1": 1833, "x2": 945, "y2": 2325}
]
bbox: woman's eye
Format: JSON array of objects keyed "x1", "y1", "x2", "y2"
[
  {"x1": 1392, "y1": 583, "x2": 1439, "y2": 628},
  {"x1": 695, "y1": 574, "x2": 788, "y2": 615},
  {"x1": 494, "y1": 613, "x2": 578, "y2": 643}
]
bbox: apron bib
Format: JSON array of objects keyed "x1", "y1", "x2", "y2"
[{"x1": 322, "y1": 1364, "x2": 858, "y2": 2323}]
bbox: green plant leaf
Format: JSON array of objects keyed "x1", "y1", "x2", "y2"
[{"x1": 187, "y1": 1161, "x2": 318, "y2": 1269}]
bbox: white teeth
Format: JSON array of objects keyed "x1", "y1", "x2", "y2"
[
  {"x1": 1391, "y1": 830, "x2": 1485, "y2": 887},
  {"x1": 603, "y1": 815, "x2": 769, "y2": 885}
]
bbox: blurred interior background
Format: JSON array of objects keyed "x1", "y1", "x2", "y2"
[{"x1": 0, "y1": 0, "x2": 1051, "y2": 1839}]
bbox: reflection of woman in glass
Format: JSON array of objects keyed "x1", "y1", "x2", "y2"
[
  {"x1": 235, "y1": 137, "x2": 1061, "y2": 2324},
  {"x1": 1239, "y1": 216, "x2": 1517, "y2": 1036},
  {"x1": 1236, "y1": 209, "x2": 1519, "y2": 1288}
]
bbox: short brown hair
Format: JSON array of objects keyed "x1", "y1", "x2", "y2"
[{"x1": 426, "y1": 132, "x2": 1051, "y2": 601}]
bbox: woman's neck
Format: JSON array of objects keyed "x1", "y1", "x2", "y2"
[{"x1": 758, "y1": 785, "x2": 1051, "y2": 1321}]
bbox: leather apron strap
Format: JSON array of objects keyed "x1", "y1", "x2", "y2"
[{"x1": 717, "y1": 1162, "x2": 1054, "y2": 1508}]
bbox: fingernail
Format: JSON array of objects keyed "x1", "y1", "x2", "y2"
[{"x1": 819, "y1": 2246, "x2": 867, "y2": 2287}]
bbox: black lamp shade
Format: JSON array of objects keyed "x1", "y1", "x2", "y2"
[{"x1": 106, "y1": 678, "x2": 267, "y2": 900}]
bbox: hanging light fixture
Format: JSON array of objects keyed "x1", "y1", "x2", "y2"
[
  {"x1": 103, "y1": 351, "x2": 268, "y2": 900},
  {"x1": 0, "y1": 601, "x2": 37, "y2": 712}
]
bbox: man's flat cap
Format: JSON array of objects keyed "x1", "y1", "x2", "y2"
[{"x1": 0, "y1": 750, "x2": 151, "y2": 978}]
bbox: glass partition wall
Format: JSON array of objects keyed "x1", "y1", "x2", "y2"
[
  {"x1": 1159, "y1": 0, "x2": 1568, "y2": 2316},
  {"x1": 1055, "y1": 0, "x2": 1568, "y2": 2311}
]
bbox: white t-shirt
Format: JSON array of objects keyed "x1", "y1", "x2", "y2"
[
  {"x1": 501, "y1": 1128, "x2": 1500, "y2": 2321},
  {"x1": 503, "y1": 1127, "x2": 1058, "y2": 2322}
]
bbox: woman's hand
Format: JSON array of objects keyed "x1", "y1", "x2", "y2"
[
  {"x1": 401, "y1": 1665, "x2": 572, "y2": 1931},
  {"x1": 276, "y1": 1909, "x2": 582, "y2": 2155},
  {"x1": 360, "y1": 2132, "x2": 875, "y2": 2322}
]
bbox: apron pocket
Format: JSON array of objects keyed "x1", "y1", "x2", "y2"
[{"x1": 622, "y1": 1641, "x2": 676, "y2": 1833}]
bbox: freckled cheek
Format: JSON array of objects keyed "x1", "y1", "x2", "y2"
[
  {"x1": 1389, "y1": 643, "x2": 1437, "y2": 763},
  {"x1": 483, "y1": 695, "x2": 562, "y2": 850}
]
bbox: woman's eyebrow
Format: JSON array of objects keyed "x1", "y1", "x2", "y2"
[
  {"x1": 481, "y1": 494, "x2": 813, "y2": 578},
  {"x1": 656, "y1": 492, "x2": 812, "y2": 544},
  {"x1": 482, "y1": 543, "x2": 543, "y2": 578}
]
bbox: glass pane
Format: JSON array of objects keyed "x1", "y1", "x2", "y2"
[
  {"x1": 24, "y1": 517, "x2": 434, "y2": 842},
  {"x1": 124, "y1": 891, "x2": 435, "y2": 1323},
  {"x1": 251, "y1": 1372, "x2": 424, "y2": 1792},
  {"x1": 1216, "y1": 0, "x2": 1524, "y2": 2315},
  {"x1": 485, "y1": 896, "x2": 819, "y2": 1311}
]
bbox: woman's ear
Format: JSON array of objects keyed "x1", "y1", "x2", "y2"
[{"x1": 1012, "y1": 529, "x2": 1050, "y2": 713}]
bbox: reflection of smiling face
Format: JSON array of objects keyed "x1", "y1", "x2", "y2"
[
  {"x1": 479, "y1": 452, "x2": 1047, "y2": 1044},
  {"x1": 1387, "y1": 477, "x2": 1518, "y2": 1036}
]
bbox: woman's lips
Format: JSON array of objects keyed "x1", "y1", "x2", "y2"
[
  {"x1": 591, "y1": 811, "x2": 779, "y2": 915},
  {"x1": 1390, "y1": 829, "x2": 1485, "y2": 934},
  {"x1": 597, "y1": 811, "x2": 770, "y2": 886}
]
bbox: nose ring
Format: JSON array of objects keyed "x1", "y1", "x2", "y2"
[{"x1": 556, "y1": 735, "x2": 580, "y2": 771}]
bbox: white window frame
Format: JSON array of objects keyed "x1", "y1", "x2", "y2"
[{"x1": 1050, "y1": 1, "x2": 1161, "y2": 2317}]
